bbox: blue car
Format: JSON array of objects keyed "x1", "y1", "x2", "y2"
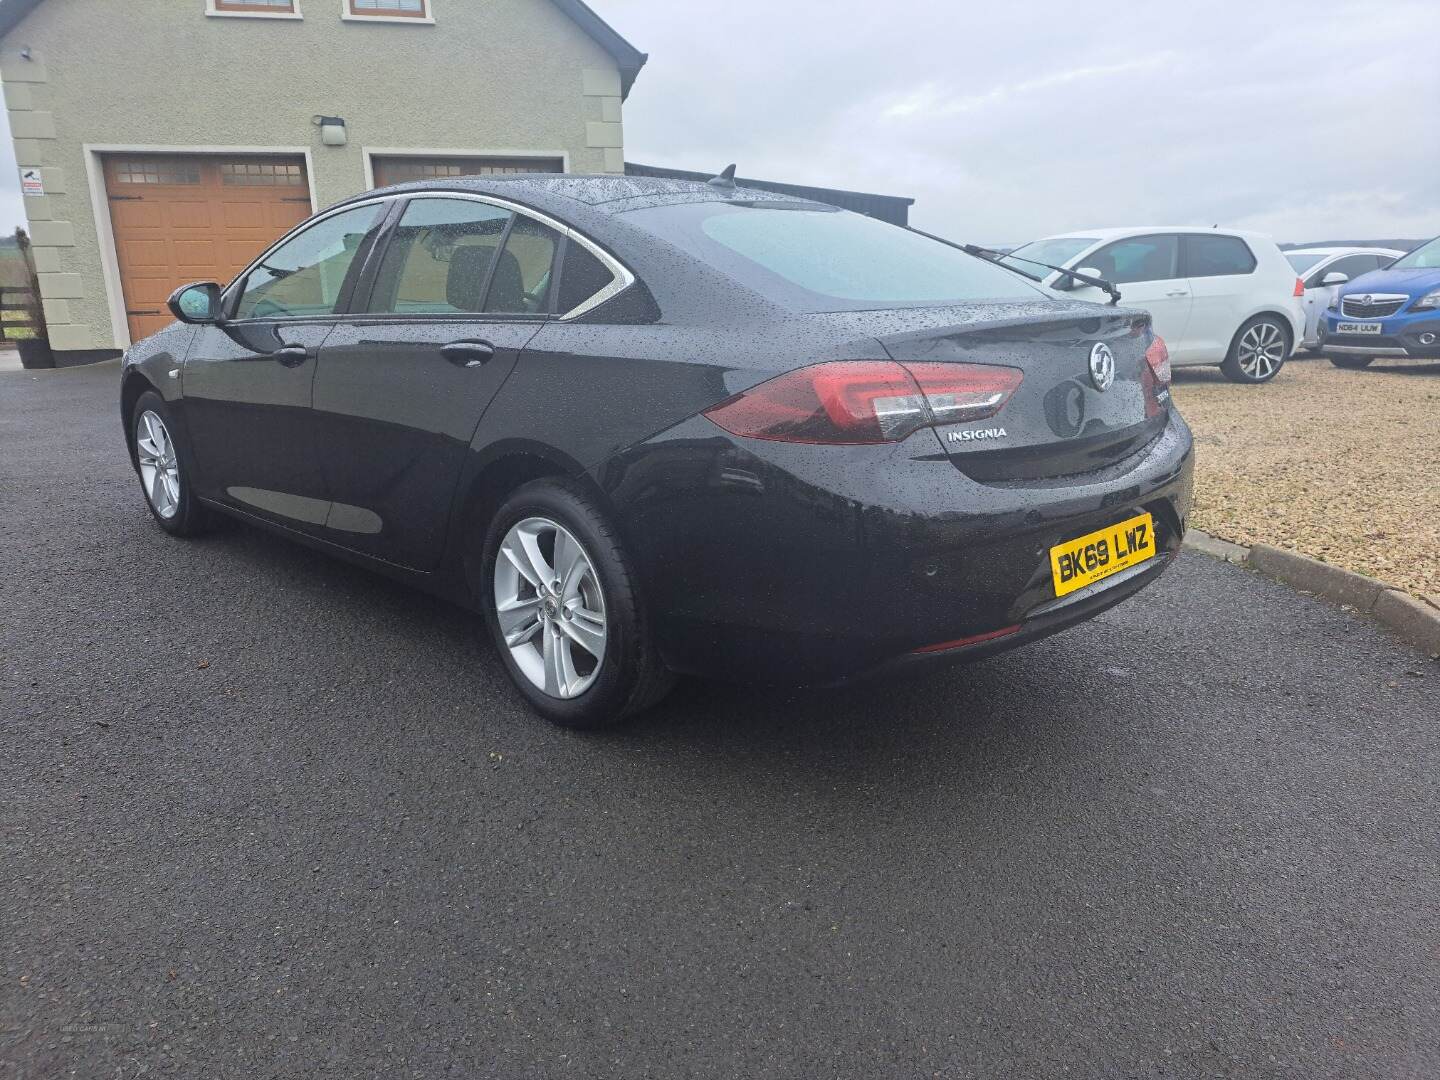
[{"x1": 1320, "y1": 234, "x2": 1440, "y2": 368}]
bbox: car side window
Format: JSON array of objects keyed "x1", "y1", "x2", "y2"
[
  {"x1": 367, "y1": 198, "x2": 513, "y2": 315},
  {"x1": 1181, "y1": 234, "x2": 1257, "y2": 278},
  {"x1": 556, "y1": 241, "x2": 617, "y2": 314},
  {"x1": 1081, "y1": 234, "x2": 1179, "y2": 285},
  {"x1": 487, "y1": 215, "x2": 562, "y2": 314},
  {"x1": 233, "y1": 204, "x2": 383, "y2": 320},
  {"x1": 1309, "y1": 254, "x2": 1377, "y2": 288}
]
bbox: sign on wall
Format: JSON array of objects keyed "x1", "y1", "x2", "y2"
[{"x1": 19, "y1": 168, "x2": 44, "y2": 197}]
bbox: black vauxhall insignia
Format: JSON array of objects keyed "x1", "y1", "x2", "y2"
[{"x1": 122, "y1": 173, "x2": 1194, "y2": 728}]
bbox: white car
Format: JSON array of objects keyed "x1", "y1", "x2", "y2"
[
  {"x1": 1002, "y1": 227, "x2": 1305, "y2": 384},
  {"x1": 1284, "y1": 246, "x2": 1405, "y2": 351}
]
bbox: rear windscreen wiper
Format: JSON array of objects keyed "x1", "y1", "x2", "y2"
[
  {"x1": 908, "y1": 227, "x2": 1122, "y2": 306},
  {"x1": 963, "y1": 243, "x2": 1121, "y2": 306}
]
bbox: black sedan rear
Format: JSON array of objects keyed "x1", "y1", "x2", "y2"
[{"x1": 121, "y1": 174, "x2": 1193, "y2": 728}]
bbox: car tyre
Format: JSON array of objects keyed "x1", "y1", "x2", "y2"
[
  {"x1": 1328, "y1": 355, "x2": 1375, "y2": 369},
  {"x1": 482, "y1": 478, "x2": 674, "y2": 730},
  {"x1": 1220, "y1": 315, "x2": 1290, "y2": 384},
  {"x1": 131, "y1": 390, "x2": 209, "y2": 536}
]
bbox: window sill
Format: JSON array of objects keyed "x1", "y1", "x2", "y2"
[
  {"x1": 206, "y1": 10, "x2": 305, "y2": 19},
  {"x1": 341, "y1": 12, "x2": 435, "y2": 24}
]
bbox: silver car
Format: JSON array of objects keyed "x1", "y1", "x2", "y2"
[{"x1": 1286, "y1": 246, "x2": 1405, "y2": 351}]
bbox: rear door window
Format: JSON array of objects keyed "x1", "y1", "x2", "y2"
[
  {"x1": 1181, "y1": 234, "x2": 1258, "y2": 278},
  {"x1": 486, "y1": 215, "x2": 561, "y2": 314},
  {"x1": 366, "y1": 198, "x2": 512, "y2": 314},
  {"x1": 1082, "y1": 234, "x2": 1179, "y2": 284}
]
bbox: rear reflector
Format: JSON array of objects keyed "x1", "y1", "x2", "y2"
[
  {"x1": 912, "y1": 624, "x2": 1022, "y2": 654},
  {"x1": 703, "y1": 360, "x2": 1022, "y2": 445}
]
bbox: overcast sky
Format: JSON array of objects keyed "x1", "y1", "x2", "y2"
[{"x1": 0, "y1": 0, "x2": 1435, "y2": 246}]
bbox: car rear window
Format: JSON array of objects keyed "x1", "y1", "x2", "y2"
[
  {"x1": 623, "y1": 202, "x2": 1042, "y2": 312},
  {"x1": 1181, "y1": 234, "x2": 1257, "y2": 277}
]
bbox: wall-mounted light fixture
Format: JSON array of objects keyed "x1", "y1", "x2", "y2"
[{"x1": 312, "y1": 115, "x2": 348, "y2": 147}]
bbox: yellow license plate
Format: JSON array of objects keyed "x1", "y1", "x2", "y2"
[{"x1": 1049, "y1": 512, "x2": 1155, "y2": 597}]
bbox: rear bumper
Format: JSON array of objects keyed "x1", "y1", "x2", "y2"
[
  {"x1": 842, "y1": 549, "x2": 1178, "y2": 686},
  {"x1": 598, "y1": 408, "x2": 1195, "y2": 685}
]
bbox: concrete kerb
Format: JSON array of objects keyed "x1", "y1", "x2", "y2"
[{"x1": 1182, "y1": 528, "x2": 1440, "y2": 656}]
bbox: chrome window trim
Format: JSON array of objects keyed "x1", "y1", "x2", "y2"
[
  {"x1": 224, "y1": 189, "x2": 635, "y2": 323},
  {"x1": 395, "y1": 190, "x2": 635, "y2": 320}
]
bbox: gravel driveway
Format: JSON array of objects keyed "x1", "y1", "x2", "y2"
[
  {"x1": 1172, "y1": 356, "x2": 1440, "y2": 601},
  {"x1": 4, "y1": 361, "x2": 1439, "y2": 1079}
]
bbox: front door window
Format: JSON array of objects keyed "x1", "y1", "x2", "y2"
[
  {"x1": 233, "y1": 204, "x2": 383, "y2": 320},
  {"x1": 1084, "y1": 234, "x2": 1180, "y2": 284}
]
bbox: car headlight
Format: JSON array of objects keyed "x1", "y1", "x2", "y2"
[{"x1": 1413, "y1": 290, "x2": 1440, "y2": 310}]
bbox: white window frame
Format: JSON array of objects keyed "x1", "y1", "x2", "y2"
[
  {"x1": 341, "y1": 0, "x2": 435, "y2": 25},
  {"x1": 206, "y1": 0, "x2": 304, "y2": 20}
]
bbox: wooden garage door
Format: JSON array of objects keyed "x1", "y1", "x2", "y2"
[
  {"x1": 372, "y1": 155, "x2": 563, "y2": 187},
  {"x1": 105, "y1": 155, "x2": 313, "y2": 341}
]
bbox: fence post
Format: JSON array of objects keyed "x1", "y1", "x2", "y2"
[{"x1": 13, "y1": 227, "x2": 54, "y2": 369}]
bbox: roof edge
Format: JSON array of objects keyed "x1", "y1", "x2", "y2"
[
  {"x1": 625, "y1": 162, "x2": 916, "y2": 207},
  {"x1": 547, "y1": 0, "x2": 647, "y2": 100},
  {"x1": 0, "y1": 0, "x2": 45, "y2": 40}
]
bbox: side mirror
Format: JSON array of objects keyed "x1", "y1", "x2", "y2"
[
  {"x1": 167, "y1": 281, "x2": 223, "y2": 324},
  {"x1": 1320, "y1": 272, "x2": 1349, "y2": 287},
  {"x1": 1054, "y1": 266, "x2": 1103, "y2": 291}
]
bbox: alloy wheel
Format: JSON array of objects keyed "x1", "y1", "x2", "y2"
[
  {"x1": 135, "y1": 410, "x2": 181, "y2": 519},
  {"x1": 493, "y1": 516, "x2": 608, "y2": 699},
  {"x1": 1236, "y1": 321, "x2": 1285, "y2": 380}
]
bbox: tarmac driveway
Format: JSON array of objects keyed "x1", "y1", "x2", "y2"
[{"x1": 3, "y1": 361, "x2": 1438, "y2": 1079}]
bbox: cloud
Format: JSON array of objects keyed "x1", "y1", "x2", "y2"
[
  {"x1": 882, "y1": 55, "x2": 1178, "y2": 121},
  {"x1": 0, "y1": 108, "x2": 22, "y2": 236},
  {"x1": 616, "y1": 0, "x2": 1440, "y2": 245},
  {"x1": 0, "y1": 0, "x2": 1433, "y2": 249}
]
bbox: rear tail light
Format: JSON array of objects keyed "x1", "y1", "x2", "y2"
[
  {"x1": 904, "y1": 362, "x2": 1024, "y2": 426},
  {"x1": 1144, "y1": 335, "x2": 1172, "y2": 386},
  {"x1": 1142, "y1": 334, "x2": 1172, "y2": 419},
  {"x1": 703, "y1": 360, "x2": 1022, "y2": 445},
  {"x1": 1293, "y1": 277, "x2": 1305, "y2": 297}
]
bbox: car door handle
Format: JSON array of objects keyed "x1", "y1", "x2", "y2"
[
  {"x1": 441, "y1": 340, "x2": 495, "y2": 368},
  {"x1": 1165, "y1": 290, "x2": 1189, "y2": 298},
  {"x1": 270, "y1": 345, "x2": 311, "y2": 367}
]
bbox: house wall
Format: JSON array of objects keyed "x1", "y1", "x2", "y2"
[{"x1": 0, "y1": 0, "x2": 627, "y2": 353}]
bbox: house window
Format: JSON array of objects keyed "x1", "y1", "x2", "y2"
[
  {"x1": 212, "y1": 0, "x2": 299, "y2": 13},
  {"x1": 111, "y1": 158, "x2": 202, "y2": 186},
  {"x1": 372, "y1": 156, "x2": 564, "y2": 186},
  {"x1": 221, "y1": 161, "x2": 306, "y2": 187},
  {"x1": 347, "y1": 0, "x2": 429, "y2": 18}
]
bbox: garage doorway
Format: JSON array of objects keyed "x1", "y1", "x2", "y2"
[{"x1": 103, "y1": 154, "x2": 313, "y2": 341}]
